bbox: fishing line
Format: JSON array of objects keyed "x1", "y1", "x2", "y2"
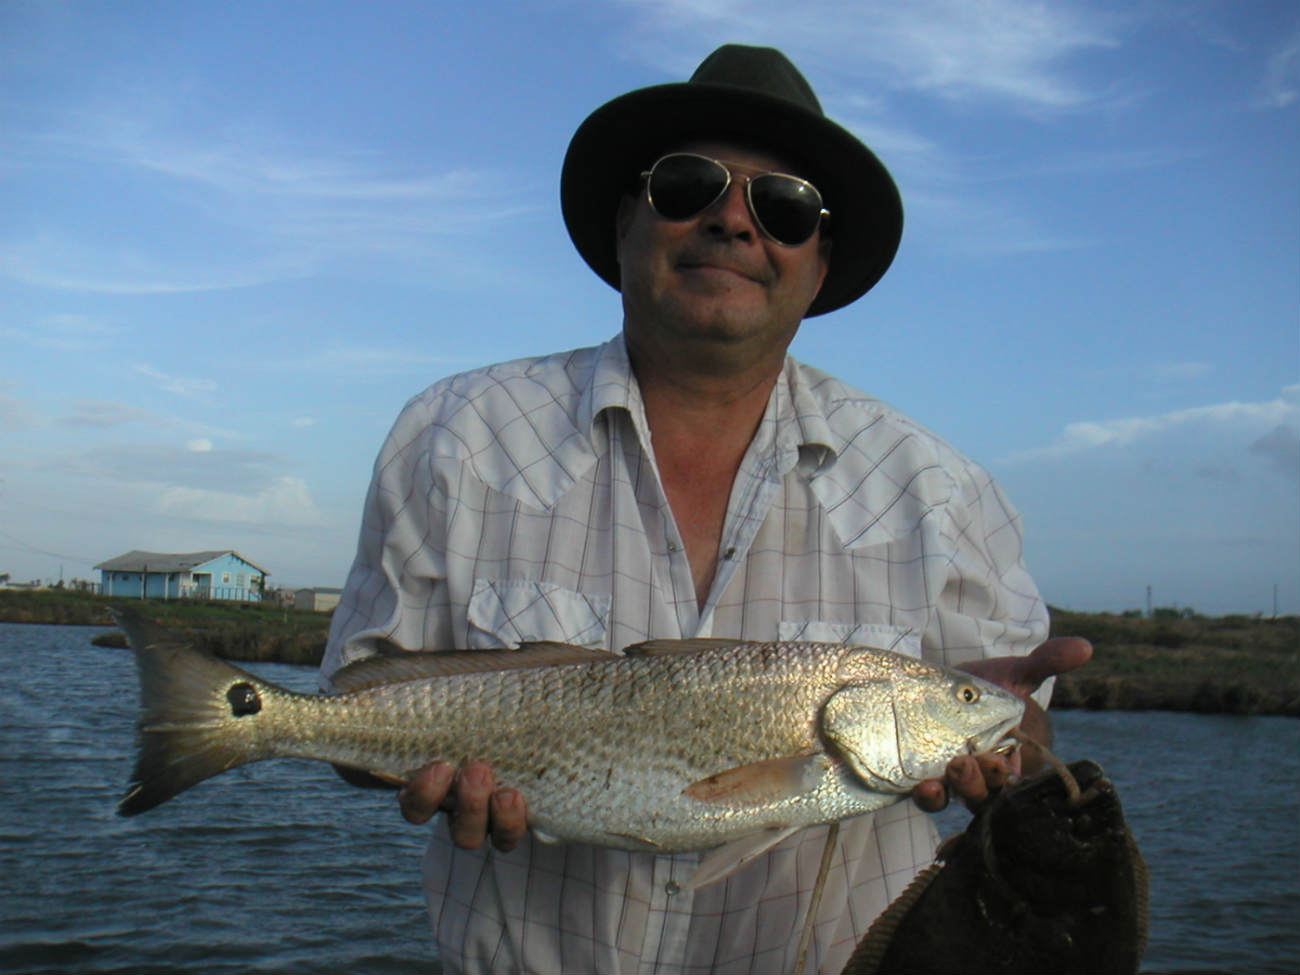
[{"x1": 793, "y1": 820, "x2": 838, "y2": 974}]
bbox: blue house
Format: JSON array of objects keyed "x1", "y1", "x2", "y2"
[{"x1": 95, "y1": 550, "x2": 270, "y2": 602}]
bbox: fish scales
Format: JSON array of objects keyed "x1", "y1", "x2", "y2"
[
  {"x1": 275, "y1": 642, "x2": 851, "y2": 848},
  {"x1": 115, "y1": 609, "x2": 1024, "y2": 867}
]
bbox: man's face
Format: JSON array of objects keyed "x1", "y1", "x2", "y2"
[{"x1": 615, "y1": 140, "x2": 830, "y2": 364}]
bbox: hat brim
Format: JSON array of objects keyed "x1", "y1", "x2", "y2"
[{"x1": 561, "y1": 81, "x2": 903, "y2": 317}]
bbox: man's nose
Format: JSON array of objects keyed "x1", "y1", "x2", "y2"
[{"x1": 702, "y1": 178, "x2": 756, "y2": 241}]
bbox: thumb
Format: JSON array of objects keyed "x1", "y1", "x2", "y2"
[{"x1": 1020, "y1": 637, "x2": 1092, "y2": 691}]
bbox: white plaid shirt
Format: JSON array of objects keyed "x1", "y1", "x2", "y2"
[{"x1": 323, "y1": 335, "x2": 1048, "y2": 974}]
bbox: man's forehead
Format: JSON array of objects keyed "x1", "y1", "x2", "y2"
[{"x1": 665, "y1": 138, "x2": 806, "y2": 177}]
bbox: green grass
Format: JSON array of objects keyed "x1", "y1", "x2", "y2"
[
  {"x1": 1048, "y1": 607, "x2": 1299, "y2": 715},
  {"x1": 0, "y1": 589, "x2": 331, "y2": 665}
]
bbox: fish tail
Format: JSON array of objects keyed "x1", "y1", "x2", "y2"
[{"x1": 113, "y1": 607, "x2": 279, "y2": 816}]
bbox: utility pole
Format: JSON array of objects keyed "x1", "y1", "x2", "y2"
[{"x1": 1146, "y1": 584, "x2": 1152, "y2": 618}]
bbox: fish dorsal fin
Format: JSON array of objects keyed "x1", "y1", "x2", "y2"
[
  {"x1": 683, "y1": 753, "x2": 830, "y2": 805},
  {"x1": 330, "y1": 642, "x2": 611, "y2": 693},
  {"x1": 623, "y1": 637, "x2": 759, "y2": 657},
  {"x1": 683, "y1": 826, "x2": 802, "y2": 890}
]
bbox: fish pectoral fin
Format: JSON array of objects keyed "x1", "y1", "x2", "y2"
[
  {"x1": 683, "y1": 826, "x2": 802, "y2": 890},
  {"x1": 683, "y1": 754, "x2": 829, "y2": 805},
  {"x1": 622, "y1": 637, "x2": 761, "y2": 656}
]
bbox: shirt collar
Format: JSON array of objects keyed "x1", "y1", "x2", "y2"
[{"x1": 578, "y1": 334, "x2": 843, "y2": 478}]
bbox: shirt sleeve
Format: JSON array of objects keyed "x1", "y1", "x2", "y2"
[
  {"x1": 320, "y1": 394, "x2": 454, "y2": 685},
  {"x1": 927, "y1": 457, "x2": 1051, "y2": 697}
]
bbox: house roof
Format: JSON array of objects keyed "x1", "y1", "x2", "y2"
[{"x1": 94, "y1": 550, "x2": 270, "y2": 575}]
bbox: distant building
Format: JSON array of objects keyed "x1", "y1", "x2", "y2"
[
  {"x1": 95, "y1": 550, "x2": 269, "y2": 602},
  {"x1": 294, "y1": 587, "x2": 342, "y2": 613}
]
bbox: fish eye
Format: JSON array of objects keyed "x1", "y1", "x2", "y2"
[{"x1": 955, "y1": 683, "x2": 980, "y2": 704}]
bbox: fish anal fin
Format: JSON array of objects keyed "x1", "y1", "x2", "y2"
[
  {"x1": 684, "y1": 754, "x2": 829, "y2": 805},
  {"x1": 683, "y1": 826, "x2": 802, "y2": 889},
  {"x1": 603, "y1": 830, "x2": 663, "y2": 851}
]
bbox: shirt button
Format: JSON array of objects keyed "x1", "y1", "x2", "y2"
[
  {"x1": 664, "y1": 881, "x2": 680, "y2": 896},
  {"x1": 667, "y1": 542, "x2": 680, "y2": 553}
]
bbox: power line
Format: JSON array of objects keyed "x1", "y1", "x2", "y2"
[{"x1": 0, "y1": 529, "x2": 97, "y2": 564}]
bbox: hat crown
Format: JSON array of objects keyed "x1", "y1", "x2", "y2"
[{"x1": 689, "y1": 44, "x2": 824, "y2": 117}]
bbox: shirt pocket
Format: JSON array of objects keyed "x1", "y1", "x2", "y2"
[
  {"x1": 467, "y1": 577, "x2": 611, "y2": 649},
  {"x1": 778, "y1": 619, "x2": 921, "y2": 658}
]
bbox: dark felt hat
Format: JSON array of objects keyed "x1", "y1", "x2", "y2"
[{"x1": 560, "y1": 44, "x2": 903, "y2": 316}]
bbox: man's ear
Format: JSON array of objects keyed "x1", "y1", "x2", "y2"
[{"x1": 814, "y1": 233, "x2": 832, "y2": 293}]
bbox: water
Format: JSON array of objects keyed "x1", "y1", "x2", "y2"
[{"x1": 1, "y1": 623, "x2": 1297, "y2": 973}]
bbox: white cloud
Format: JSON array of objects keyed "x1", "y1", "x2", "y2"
[
  {"x1": 154, "y1": 476, "x2": 322, "y2": 527},
  {"x1": 0, "y1": 313, "x2": 124, "y2": 350},
  {"x1": 1249, "y1": 425, "x2": 1300, "y2": 480},
  {"x1": 56, "y1": 443, "x2": 282, "y2": 492},
  {"x1": 0, "y1": 233, "x2": 308, "y2": 295},
  {"x1": 291, "y1": 416, "x2": 315, "y2": 428},
  {"x1": 60, "y1": 400, "x2": 159, "y2": 428},
  {"x1": 619, "y1": 0, "x2": 1119, "y2": 109},
  {"x1": 132, "y1": 363, "x2": 218, "y2": 399},
  {"x1": 2, "y1": 99, "x2": 539, "y2": 296},
  {"x1": 0, "y1": 388, "x2": 43, "y2": 432},
  {"x1": 1005, "y1": 387, "x2": 1300, "y2": 462},
  {"x1": 186, "y1": 438, "x2": 213, "y2": 452},
  {"x1": 1254, "y1": 33, "x2": 1299, "y2": 109},
  {"x1": 251, "y1": 345, "x2": 483, "y2": 379}
]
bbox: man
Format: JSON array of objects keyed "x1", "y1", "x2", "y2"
[{"x1": 322, "y1": 44, "x2": 1089, "y2": 974}]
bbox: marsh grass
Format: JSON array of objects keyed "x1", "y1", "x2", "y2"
[{"x1": 3, "y1": 591, "x2": 1296, "y2": 713}]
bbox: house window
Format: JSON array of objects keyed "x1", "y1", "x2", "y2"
[
  {"x1": 222, "y1": 572, "x2": 231, "y2": 584},
  {"x1": 236, "y1": 573, "x2": 246, "y2": 587}
]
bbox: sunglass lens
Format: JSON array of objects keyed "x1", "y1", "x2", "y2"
[
  {"x1": 750, "y1": 174, "x2": 823, "y2": 246},
  {"x1": 648, "y1": 155, "x2": 729, "y2": 220}
]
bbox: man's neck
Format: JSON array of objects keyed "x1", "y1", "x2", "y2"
[{"x1": 623, "y1": 329, "x2": 788, "y2": 609}]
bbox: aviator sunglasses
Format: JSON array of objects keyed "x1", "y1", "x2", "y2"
[{"x1": 640, "y1": 153, "x2": 830, "y2": 247}]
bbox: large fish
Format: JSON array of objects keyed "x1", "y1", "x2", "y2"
[
  {"x1": 842, "y1": 759, "x2": 1149, "y2": 974},
  {"x1": 113, "y1": 608, "x2": 1023, "y2": 887}
]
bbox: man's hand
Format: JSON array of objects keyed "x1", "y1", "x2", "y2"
[
  {"x1": 911, "y1": 637, "x2": 1092, "y2": 813},
  {"x1": 399, "y1": 760, "x2": 529, "y2": 852}
]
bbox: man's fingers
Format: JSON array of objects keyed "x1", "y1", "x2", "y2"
[
  {"x1": 448, "y1": 761, "x2": 493, "y2": 848},
  {"x1": 946, "y1": 754, "x2": 989, "y2": 808},
  {"x1": 400, "y1": 761, "x2": 455, "y2": 825},
  {"x1": 397, "y1": 760, "x2": 527, "y2": 853},
  {"x1": 910, "y1": 778, "x2": 950, "y2": 813},
  {"x1": 489, "y1": 788, "x2": 528, "y2": 852}
]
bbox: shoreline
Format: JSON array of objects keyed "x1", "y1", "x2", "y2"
[{"x1": 3, "y1": 591, "x2": 1296, "y2": 716}]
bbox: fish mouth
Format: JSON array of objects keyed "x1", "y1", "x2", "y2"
[
  {"x1": 990, "y1": 735, "x2": 1019, "y2": 757},
  {"x1": 966, "y1": 724, "x2": 1022, "y2": 758}
]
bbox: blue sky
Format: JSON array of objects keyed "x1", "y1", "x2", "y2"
[{"x1": 2, "y1": 0, "x2": 1297, "y2": 616}]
